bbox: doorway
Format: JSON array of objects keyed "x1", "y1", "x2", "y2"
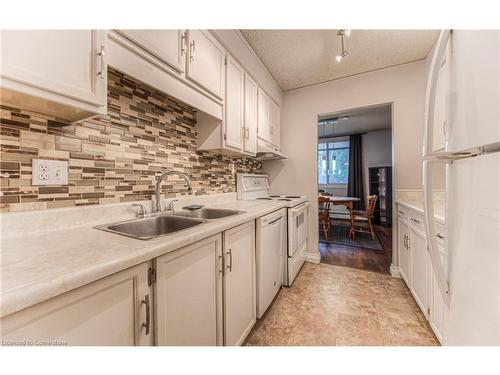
[{"x1": 317, "y1": 104, "x2": 393, "y2": 274}]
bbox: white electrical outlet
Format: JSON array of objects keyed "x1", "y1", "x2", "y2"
[{"x1": 32, "y1": 159, "x2": 69, "y2": 185}]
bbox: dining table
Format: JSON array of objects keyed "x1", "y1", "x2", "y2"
[{"x1": 319, "y1": 195, "x2": 361, "y2": 239}]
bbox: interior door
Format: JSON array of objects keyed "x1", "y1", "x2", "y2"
[
  {"x1": 448, "y1": 30, "x2": 500, "y2": 152},
  {"x1": 225, "y1": 55, "x2": 244, "y2": 151},
  {"x1": 409, "y1": 226, "x2": 428, "y2": 316},
  {"x1": 398, "y1": 217, "x2": 410, "y2": 285},
  {"x1": 119, "y1": 29, "x2": 185, "y2": 72},
  {"x1": 257, "y1": 87, "x2": 270, "y2": 142},
  {"x1": 1, "y1": 262, "x2": 153, "y2": 346},
  {"x1": 0, "y1": 30, "x2": 106, "y2": 106},
  {"x1": 186, "y1": 30, "x2": 225, "y2": 99},
  {"x1": 223, "y1": 221, "x2": 256, "y2": 346},
  {"x1": 244, "y1": 74, "x2": 258, "y2": 155},
  {"x1": 155, "y1": 235, "x2": 223, "y2": 346}
]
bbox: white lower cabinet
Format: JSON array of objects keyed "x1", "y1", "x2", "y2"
[
  {"x1": 155, "y1": 234, "x2": 223, "y2": 346},
  {"x1": 1, "y1": 262, "x2": 153, "y2": 346},
  {"x1": 397, "y1": 203, "x2": 447, "y2": 343},
  {"x1": 409, "y1": 226, "x2": 429, "y2": 317},
  {"x1": 223, "y1": 221, "x2": 256, "y2": 346},
  {"x1": 155, "y1": 221, "x2": 256, "y2": 346},
  {"x1": 397, "y1": 216, "x2": 410, "y2": 285}
]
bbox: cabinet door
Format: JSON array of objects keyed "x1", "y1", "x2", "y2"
[
  {"x1": 1, "y1": 262, "x2": 153, "y2": 346},
  {"x1": 1, "y1": 30, "x2": 106, "y2": 106},
  {"x1": 269, "y1": 99, "x2": 281, "y2": 149},
  {"x1": 409, "y1": 227, "x2": 429, "y2": 316},
  {"x1": 155, "y1": 234, "x2": 223, "y2": 346},
  {"x1": 223, "y1": 221, "x2": 256, "y2": 346},
  {"x1": 186, "y1": 30, "x2": 225, "y2": 99},
  {"x1": 224, "y1": 55, "x2": 244, "y2": 151},
  {"x1": 257, "y1": 87, "x2": 270, "y2": 142},
  {"x1": 244, "y1": 74, "x2": 258, "y2": 155},
  {"x1": 429, "y1": 244, "x2": 446, "y2": 343},
  {"x1": 398, "y1": 218, "x2": 410, "y2": 286},
  {"x1": 119, "y1": 30, "x2": 185, "y2": 72}
]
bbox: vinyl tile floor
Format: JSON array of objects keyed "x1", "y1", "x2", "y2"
[{"x1": 245, "y1": 263, "x2": 439, "y2": 346}]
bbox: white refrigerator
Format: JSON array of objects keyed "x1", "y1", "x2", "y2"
[{"x1": 423, "y1": 30, "x2": 500, "y2": 345}]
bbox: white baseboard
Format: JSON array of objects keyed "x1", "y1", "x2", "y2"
[
  {"x1": 306, "y1": 252, "x2": 321, "y2": 264},
  {"x1": 390, "y1": 264, "x2": 401, "y2": 278}
]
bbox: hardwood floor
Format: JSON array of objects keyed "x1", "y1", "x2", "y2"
[{"x1": 320, "y1": 224, "x2": 393, "y2": 274}]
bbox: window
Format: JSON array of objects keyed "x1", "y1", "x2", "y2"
[{"x1": 318, "y1": 140, "x2": 349, "y2": 185}]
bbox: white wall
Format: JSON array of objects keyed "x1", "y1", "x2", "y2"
[
  {"x1": 362, "y1": 129, "x2": 392, "y2": 201},
  {"x1": 263, "y1": 59, "x2": 431, "y2": 263}
]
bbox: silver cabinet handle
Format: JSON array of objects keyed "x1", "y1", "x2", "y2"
[
  {"x1": 411, "y1": 217, "x2": 420, "y2": 224},
  {"x1": 97, "y1": 45, "x2": 105, "y2": 80},
  {"x1": 398, "y1": 210, "x2": 405, "y2": 215},
  {"x1": 141, "y1": 294, "x2": 150, "y2": 335},
  {"x1": 226, "y1": 249, "x2": 232, "y2": 272},
  {"x1": 189, "y1": 40, "x2": 196, "y2": 63},
  {"x1": 180, "y1": 31, "x2": 186, "y2": 56},
  {"x1": 436, "y1": 233, "x2": 444, "y2": 239},
  {"x1": 245, "y1": 127, "x2": 250, "y2": 139}
]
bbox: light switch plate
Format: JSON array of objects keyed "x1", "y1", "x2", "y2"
[{"x1": 32, "y1": 159, "x2": 69, "y2": 185}]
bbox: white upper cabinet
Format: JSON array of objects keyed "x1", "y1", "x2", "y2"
[
  {"x1": 224, "y1": 55, "x2": 245, "y2": 151},
  {"x1": 0, "y1": 30, "x2": 107, "y2": 121},
  {"x1": 223, "y1": 221, "x2": 256, "y2": 346},
  {"x1": 257, "y1": 87, "x2": 270, "y2": 143},
  {"x1": 269, "y1": 99, "x2": 281, "y2": 148},
  {"x1": 1, "y1": 262, "x2": 153, "y2": 346},
  {"x1": 243, "y1": 74, "x2": 258, "y2": 155},
  {"x1": 155, "y1": 235, "x2": 223, "y2": 346},
  {"x1": 118, "y1": 30, "x2": 186, "y2": 73},
  {"x1": 186, "y1": 30, "x2": 225, "y2": 99}
]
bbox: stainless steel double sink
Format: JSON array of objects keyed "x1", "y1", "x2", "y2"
[{"x1": 95, "y1": 208, "x2": 245, "y2": 240}]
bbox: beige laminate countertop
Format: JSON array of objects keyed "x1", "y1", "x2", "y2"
[
  {"x1": 0, "y1": 200, "x2": 287, "y2": 318},
  {"x1": 395, "y1": 199, "x2": 445, "y2": 224}
]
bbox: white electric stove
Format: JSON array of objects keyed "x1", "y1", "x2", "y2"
[{"x1": 237, "y1": 174, "x2": 310, "y2": 287}]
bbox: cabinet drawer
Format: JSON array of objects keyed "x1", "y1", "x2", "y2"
[
  {"x1": 397, "y1": 205, "x2": 408, "y2": 219},
  {"x1": 435, "y1": 222, "x2": 445, "y2": 247},
  {"x1": 408, "y1": 210, "x2": 424, "y2": 232}
]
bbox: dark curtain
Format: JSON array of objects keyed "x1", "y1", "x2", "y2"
[{"x1": 347, "y1": 134, "x2": 365, "y2": 210}]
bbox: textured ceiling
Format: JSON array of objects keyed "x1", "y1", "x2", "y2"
[
  {"x1": 240, "y1": 30, "x2": 439, "y2": 91},
  {"x1": 318, "y1": 105, "x2": 392, "y2": 138}
]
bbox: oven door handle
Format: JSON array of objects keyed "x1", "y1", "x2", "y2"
[{"x1": 290, "y1": 202, "x2": 310, "y2": 215}]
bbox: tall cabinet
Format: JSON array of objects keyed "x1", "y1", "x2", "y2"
[{"x1": 368, "y1": 166, "x2": 392, "y2": 226}]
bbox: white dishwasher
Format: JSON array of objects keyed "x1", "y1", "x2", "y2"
[{"x1": 256, "y1": 208, "x2": 287, "y2": 318}]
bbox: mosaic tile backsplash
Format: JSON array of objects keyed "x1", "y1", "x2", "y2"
[{"x1": 0, "y1": 68, "x2": 262, "y2": 212}]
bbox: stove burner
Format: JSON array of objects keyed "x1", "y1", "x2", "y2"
[
  {"x1": 269, "y1": 195, "x2": 281, "y2": 198},
  {"x1": 285, "y1": 195, "x2": 301, "y2": 198},
  {"x1": 256, "y1": 197, "x2": 272, "y2": 200},
  {"x1": 278, "y1": 198, "x2": 292, "y2": 201}
]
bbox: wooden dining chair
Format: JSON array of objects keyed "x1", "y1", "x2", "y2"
[
  {"x1": 318, "y1": 196, "x2": 332, "y2": 241},
  {"x1": 349, "y1": 195, "x2": 378, "y2": 240}
]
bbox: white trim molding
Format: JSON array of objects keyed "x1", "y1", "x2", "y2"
[
  {"x1": 390, "y1": 263, "x2": 401, "y2": 278},
  {"x1": 306, "y1": 252, "x2": 321, "y2": 264}
]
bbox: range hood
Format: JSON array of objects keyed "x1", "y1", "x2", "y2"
[{"x1": 256, "y1": 139, "x2": 287, "y2": 161}]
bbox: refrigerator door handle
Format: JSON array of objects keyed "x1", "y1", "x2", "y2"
[
  {"x1": 423, "y1": 159, "x2": 450, "y2": 306},
  {"x1": 423, "y1": 29, "x2": 451, "y2": 157}
]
